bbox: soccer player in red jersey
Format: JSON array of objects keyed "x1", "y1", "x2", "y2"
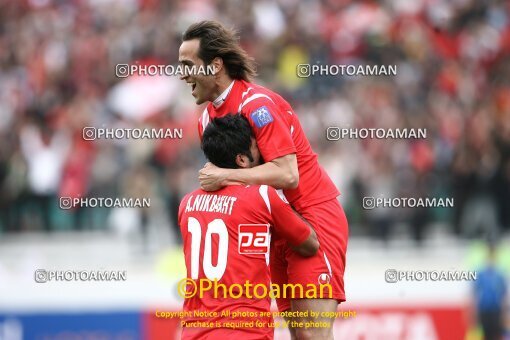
[
  {"x1": 179, "y1": 114, "x2": 320, "y2": 340},
  {"x1": 179, "y1": 21, "x2": 349, "y2": 339}
]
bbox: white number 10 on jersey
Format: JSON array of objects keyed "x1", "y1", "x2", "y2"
[{"x1": 186, "y1": 217, "x2": 228, "y2": 280}]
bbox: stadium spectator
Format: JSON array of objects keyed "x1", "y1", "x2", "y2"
[{"x1": 0, "y1": 0, "x2": 508, "y2": 244}]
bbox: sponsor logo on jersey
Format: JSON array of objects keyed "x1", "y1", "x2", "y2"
[
  {"x1": 238, "y1": 224, "x2": 270, "y2": 255},
  {"x1": 318, "y1": 273, "x2": 331, "y2": 285},
  {"x1": 250, "y1": 106, "x2": 273, "y2": 128}
]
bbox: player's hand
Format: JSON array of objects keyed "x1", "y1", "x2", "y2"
[{"x1": 199, "y1": 162, "x2": 227, "y2": 191}]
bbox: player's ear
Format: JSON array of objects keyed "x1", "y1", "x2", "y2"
[
  {"x1": 210, "y1": 57, "x2": 223, "y2": 76},
  {"x1": 235, "y1": 154, "x2": 249, "y2": 168}
]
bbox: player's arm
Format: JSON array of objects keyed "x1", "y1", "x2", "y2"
[
  {"x1": 266, "y1": 187, "x2": 319, "y2": 257},
  {"x1": 200, "y1": 154, "x2": 298, "y2": 190},
  {"x1": 291, "y1": 221, "x2": 319, "y2": 257},
  {"x1": 199, "y1": 100, "x2": 299, "y2": 191}
]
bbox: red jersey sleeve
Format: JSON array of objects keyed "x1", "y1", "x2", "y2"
[
  {"x1": 266, "y1": 186, "x2": 310, "y2": 246},
  {"x1": 242, "y1": 99, "x2": 296, "y2": 162}
]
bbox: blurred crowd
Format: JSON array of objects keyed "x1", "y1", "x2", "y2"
[{"x1": 0, "y1": 0, "x2": 509, "y2": 245}]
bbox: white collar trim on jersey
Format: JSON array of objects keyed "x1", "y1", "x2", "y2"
[{"x1": 212, "y1": 80, "x2": 235, "y2": 108}]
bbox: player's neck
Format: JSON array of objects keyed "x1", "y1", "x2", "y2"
[{"x1": 211, "y1": 77, "x2": 235, "y2": 107}]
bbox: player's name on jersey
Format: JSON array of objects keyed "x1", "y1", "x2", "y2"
[{"x1": 184, "y1": 194, "x2": 237, "y2": 215}]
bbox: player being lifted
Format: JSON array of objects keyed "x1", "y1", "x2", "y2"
[
  {"x1": 179, "y1": 113, "x2": 320, "y2": 340},
  {"x1": 179, "y1": 21, "x2": 349, "y2": 340}
]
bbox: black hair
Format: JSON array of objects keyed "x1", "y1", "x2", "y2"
[{"x1": 201, "y1": 113, "x2": 254, "y2": 169}]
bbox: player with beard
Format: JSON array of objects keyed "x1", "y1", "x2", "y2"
[{"x1": 179, "y1": 113, "x2": 320, "y2": 340}]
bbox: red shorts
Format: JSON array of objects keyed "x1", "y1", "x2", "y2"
[{"x1": 270, "y1": 198, "x2": 348, "y2": 312}]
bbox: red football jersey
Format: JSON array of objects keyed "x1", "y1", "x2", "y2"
[
  {"x1": 198, "y1": 80, "x2": 339, "y2": 211},
  {"x1": 178, "y1": 184, "x2": 311, "y2": 340}
]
